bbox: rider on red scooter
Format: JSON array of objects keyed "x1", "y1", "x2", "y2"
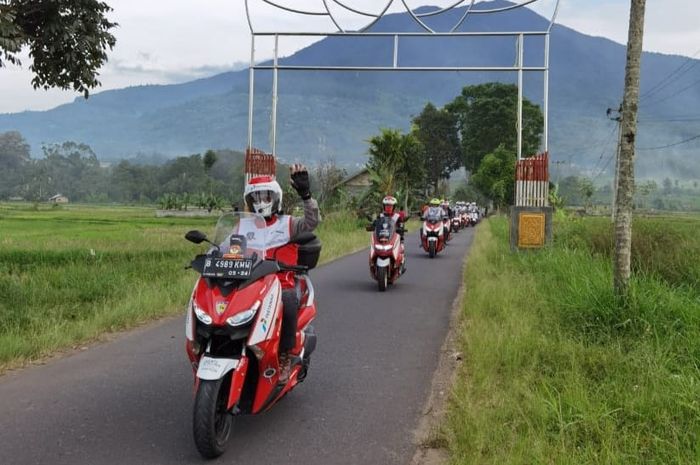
[
  {"x1": 371, "y1": 195, "x2": 407, "y2": 272},
  {"x1": 243, "y1": 164, "x2": 319, "y2": 383},
  {"x1": 373, "y1": 195, "x2": 406, "y2": 241}
]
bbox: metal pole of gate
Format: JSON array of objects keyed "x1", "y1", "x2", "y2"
[
  {"x1": 517, "y1": 33, "x2": 524, "y2": 160},
  {"x1": 271, "y1": 34, "x2": 279, "y2": 157},
  {"x1": 247, "y1": 35, "x2": 255, "y2": 152},
  {"x1": 543, "y1": 33, "x2": 550, "y2": 153}
]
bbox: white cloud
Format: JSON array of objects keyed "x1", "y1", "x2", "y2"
[{"x1": 0, "y1": 0, "x2": 697, "y2": 113}]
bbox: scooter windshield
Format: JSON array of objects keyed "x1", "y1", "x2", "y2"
[
  {"x1": 212, "y1": 212, "x2": 269, "y2": 264},
  {"x1": 375, "y1": 216, "x2": 394, "y2": 241},
  {"x1": 425, "y1": 207, "x2": 442, "y2": 223}
]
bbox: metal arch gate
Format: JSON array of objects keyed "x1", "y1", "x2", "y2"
[{"x1": 243, "y1": 0, "x2": 561, "y2": 206}]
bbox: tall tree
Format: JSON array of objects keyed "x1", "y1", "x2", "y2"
[
  {"x1": 613, "y1": 0, "x2": 646, "y2": 299},
  {"x1": 159, "y1": 154, "x2": 208, "y2": 195},
  {"x1": 203, "y1": 150, "x2": 218, "y2": 173},
  {"x1": 0, "y1": 0, "x2": 116, "y2": 97},
  {"x1": 470, "y1": 145, "x2": 516, "y2": 209},
  {"x1": 367, "y1": 129, "x2": 405, "y2": 196},
  {"x1": 39, "y1": 141, "x2": 104, "y2": 200},
  {"x1": 0, "y1": 131, "x2": 31, "y2": 198},
  {"x1": 202, "y1": 149, "x2": 218, "y2": 195},
  {"x1": 412, "y1": 103, "x2": 461, "y2": 193},
  {"x1": 367, "y1": 129, "x2": 425, "y2": 208},
  {"x1": 396, "y1": 132, "x2": 425, "y2": 211},
  {"x1": 447, "y1": 83, "x2": 543, "y2": 172},
  {"x1": 0, "y1": 130, "x2": 30, "y2": 169}
]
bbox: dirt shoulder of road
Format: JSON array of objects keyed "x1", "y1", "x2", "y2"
[{"x1": 409, "y1": 234, "x2": 473, "y2": 465}]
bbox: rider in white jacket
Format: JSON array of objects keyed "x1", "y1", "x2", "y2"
[{"x1": 243, "y1": 164, "x2": 319, "y2": 383}]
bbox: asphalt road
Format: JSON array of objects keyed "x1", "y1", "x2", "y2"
[{"x1": 0, "y1": 228, "x2": 474, "y2": 465}]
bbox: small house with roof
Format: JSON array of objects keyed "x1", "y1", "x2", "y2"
[
  {"x1": 48, "y1": 194, "x2": 69, "y2": 204},
  {"x1": 334, "y1": 167, "x2": 371, "y2": 198}
]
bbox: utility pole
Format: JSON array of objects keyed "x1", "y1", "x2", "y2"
[
  {"x1": 607, "y1": 105, "x2": 622, "y2": 222},
  {"x1": 614, "y1": 0, "x2": 646, "y2": 300}
]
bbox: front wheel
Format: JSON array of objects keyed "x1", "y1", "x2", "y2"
[
  {"x1": 428, "y1": 242, "x2": 436, "y2": 258},
  {"x1": 193, "y1": 378, "x2": 233, "y2": 459},
  {"x1": 377, "y1": 266, "x2": 388, "y2": 292}
]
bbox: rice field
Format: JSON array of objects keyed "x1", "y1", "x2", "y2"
[{"x1": 0, "y1": 202, "x2": 369, "y2": 371}]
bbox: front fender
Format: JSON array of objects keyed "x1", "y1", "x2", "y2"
[
  {"x1": 376, "y1": 257, "x2": 391, "y2": 267},
  {"x1": 196, "y1": 356, "x2": 239, "y2": 381}
]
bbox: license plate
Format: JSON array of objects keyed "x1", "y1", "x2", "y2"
[{"x1": 202, "y1": 257, "x2": 254, "y2": 279}]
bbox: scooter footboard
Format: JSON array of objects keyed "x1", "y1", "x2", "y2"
[
  {"x1": 297, "y1": 305, "x2": 316, "y2": 334},
  {"x1": 303, "y1": 326, "x2": 317, "y2": 357}
]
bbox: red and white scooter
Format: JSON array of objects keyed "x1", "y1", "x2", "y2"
[
  {"x1": 421, "y1": 206, "x2": 447, "y2": 258},
  {"x1": 184, "y1": 213, "x2": 320, "y2": 459},
  {"x1": 460, "y1": 210, "x2": 469, "y2": 228},
  {"x1": 367, "y1": 215, "x2": 406, "y2": 291}
]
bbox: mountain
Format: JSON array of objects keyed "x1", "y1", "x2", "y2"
[{"x1": 1, "y1": 1, "x2": 699, "y2": 179}]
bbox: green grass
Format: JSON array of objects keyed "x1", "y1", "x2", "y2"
[
  {"x1": 315, "y1": 211, "x2": 370, "y2": 265},
  {"x1": 556, "y1": 214, "x2": 700, "y2": 290},
  {"x1": 444, "y1": 216, "x2": 700, "y2": 465},
  {"x1": 0, "y1": 203, "x2": 370, "y2": 370}
]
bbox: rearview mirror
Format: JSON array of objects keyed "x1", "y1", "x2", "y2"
[{"x1": 185, "y1": 230, "x2": 208, "y2": 244}]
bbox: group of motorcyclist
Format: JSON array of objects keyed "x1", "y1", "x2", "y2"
[
  {"x1": 423, "y1": 198, "x2": 482, "y2": 225},
  {"x1": 200, "y1": 163, "x2": 483, "y2": 386},
  {"x1": 186, "y1": 163, "x2": 486, "y2": 457}
]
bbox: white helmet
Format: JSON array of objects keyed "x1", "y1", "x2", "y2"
[{"x1": 244, "y1": 176, "x2": 282, "y2": 218}]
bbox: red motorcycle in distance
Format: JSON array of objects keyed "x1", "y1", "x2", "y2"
[
  {"x1": 451, "y1": 216, "x2": 462, "y2": 233},
  {"x1": 367, "y1": 215, "x2": 406, "y2": 292},
  {"x1": 460, "y1": 211, "x2": 469, "y2": 228},
  {"x1": 421, "y1": 207, "x2": 447, "y2": 258},
  {"x1": 184, "y1": 213, "x2": 321, "y2": 459},
  {"x1": 442, "y1": 215, "x2": 452, "y2": 242},
  {"x1": 469, "y1": 211, "x2": 480, "y2": 226}
]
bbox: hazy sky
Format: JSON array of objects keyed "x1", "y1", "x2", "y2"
[{"x1": 1, "y1": 0, "x2": 698, "y2": 113}]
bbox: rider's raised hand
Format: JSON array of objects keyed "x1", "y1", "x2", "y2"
[{"x1": 290, "y1": 164, "x2": 311, "y2": 200}]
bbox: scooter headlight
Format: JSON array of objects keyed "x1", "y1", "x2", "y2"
[
  {"x1": 194, "y1": 305, "x2": 212, "y2": 325},
  {"x1": 226, "y1": 301, "x2": 260, "y2": 327}
]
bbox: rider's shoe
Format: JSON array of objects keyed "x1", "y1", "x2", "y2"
[{"x1": 278, "y1": 353, "x2": 291, "y2": 384}]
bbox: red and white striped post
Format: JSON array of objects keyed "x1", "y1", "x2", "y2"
[
  {"x1": 245, "y1": 147, "x2": 276, "y2": 183},
  {"x1": 515, "y1": 152, "x2": 549, "y2": 207}
]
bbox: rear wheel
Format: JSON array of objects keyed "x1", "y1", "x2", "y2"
[
  {"x1": 377, "y1": 266, "x2": 388, "y2": 292},
  {"x1": 193, "y1": 378, "x2": 233, "y2": 459},
  {"x1": 428, "y1": 242, "x2": 436, "y2": 258}
]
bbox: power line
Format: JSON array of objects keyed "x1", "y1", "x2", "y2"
[
  {"x1": 592, "y1": 150, "x2": 616, "y2": 180},
  {"x1": 637, "y1": 133, "x2": 700, "y2": 150},
  {"x1": 638, "y1": 116, "x2": 700, "y2": 123},
  {"x1": 590, "y1": 123, "x2": 619, "y2": 174},
  {"x1": 639, "y1": 47, "x2": 700, "y2": 101},
  {"x1": 640, "y1": 77, "x2": 700, "y2": 107}
]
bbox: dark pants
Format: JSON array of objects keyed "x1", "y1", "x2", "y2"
[{"x1": 280, "y1": 290, "x2": 299, "y2": 353}]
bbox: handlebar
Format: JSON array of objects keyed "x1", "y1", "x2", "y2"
[{"x1": 279, "y1": 263, "x2": 309, "y2": 273}]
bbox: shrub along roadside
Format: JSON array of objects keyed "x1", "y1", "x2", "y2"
[
  {"x1": 444, "y1": 217, "x2": 699, "y2": 465},
  {"x1": 0, "y1": 204, "x2": 373, "y2": 372}
]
